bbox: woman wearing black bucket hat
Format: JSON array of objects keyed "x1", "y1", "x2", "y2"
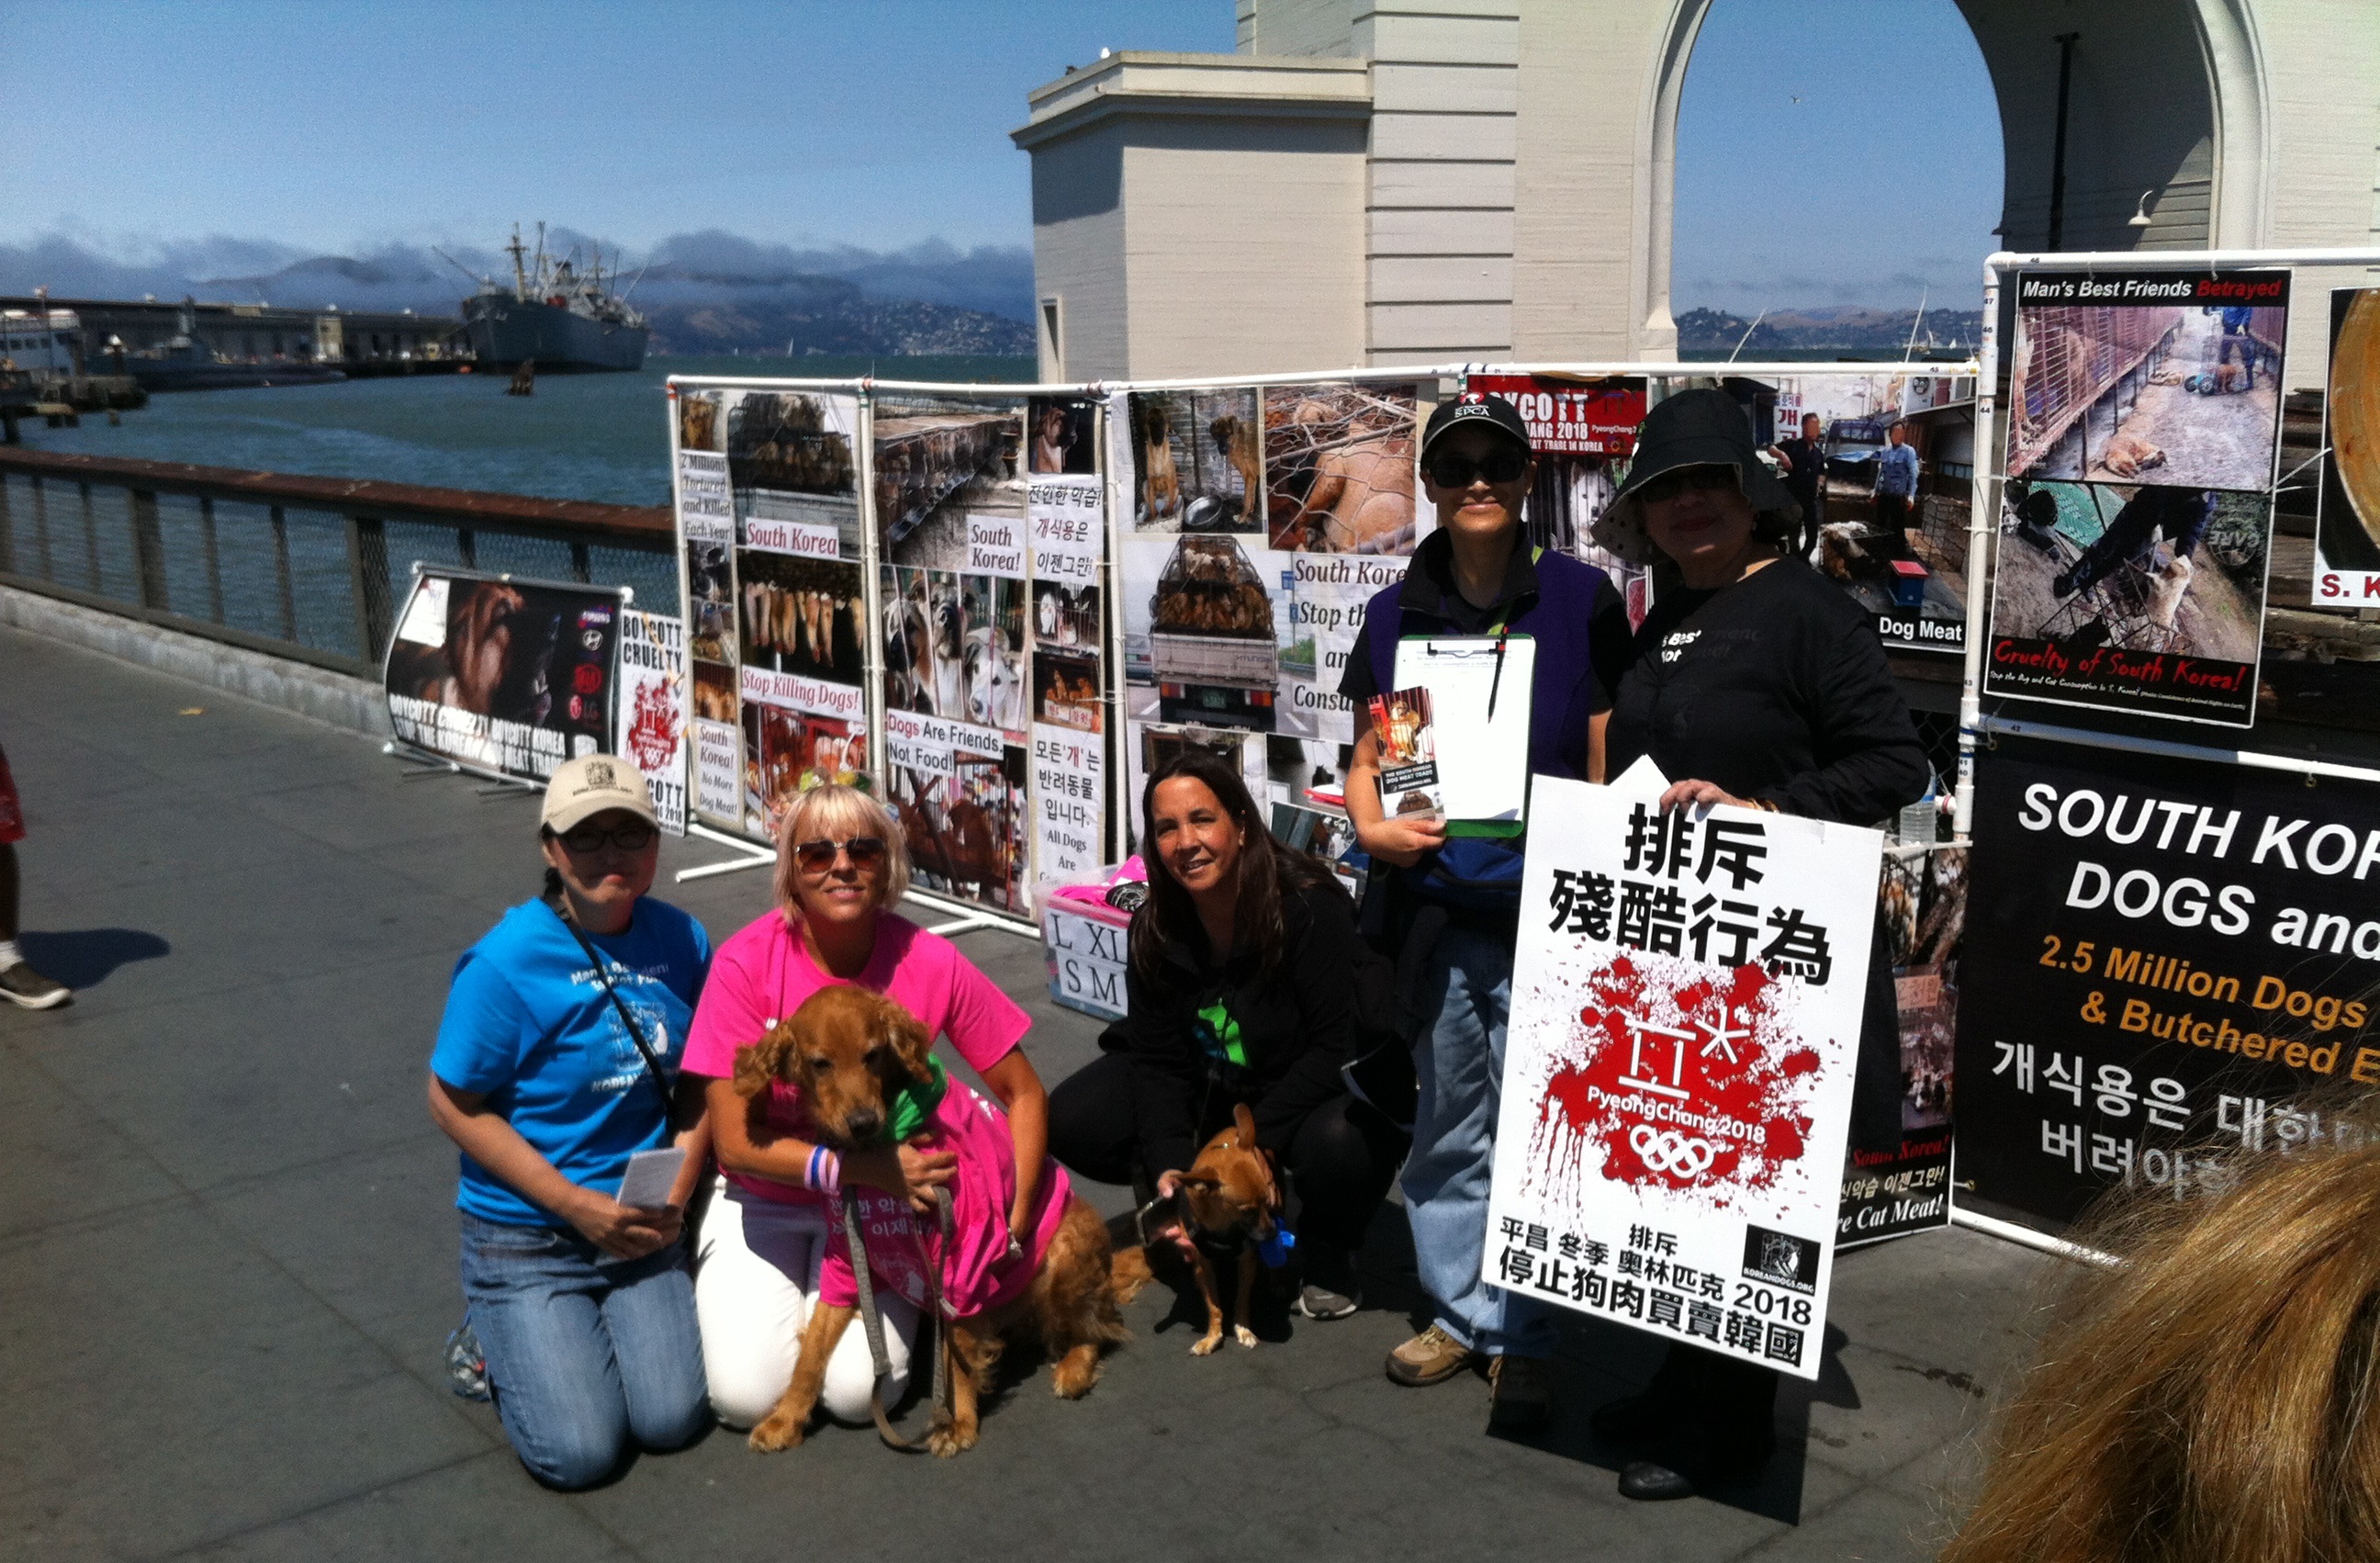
[{"x1": 1586, "y1": 386, "x2": 1928, "y2": 1501}]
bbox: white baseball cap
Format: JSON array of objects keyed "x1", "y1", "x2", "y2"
[{"x1": 541, "y1": 755, "x2": 658, "y2": 835}]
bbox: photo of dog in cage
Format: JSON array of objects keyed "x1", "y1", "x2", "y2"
[
  {"x1": 1986, "y1": 477, "x2": 2273, "y2": 724},
  {"x1": 1261, "y1": 384, "x2": 1420, "y2": 555},
  {"x1": 2006, "y1": 275, "x2": 2288, "y2": 494},
  {"x1": 687, "y1": 539, "x2": 736, "y2": 665},
  {"x1": 726, "y1": 390, "x2": 859, "y2": 495},
  {"x1": 1029, "y1": 396, "x2": 1098, "y2": 476},
  {"x1": 1130, "y1": 389, "x2": 1263, "y2": 533},
  {"x1": 1031, "y1": 580, "x2": 1101, "y2": 652}
]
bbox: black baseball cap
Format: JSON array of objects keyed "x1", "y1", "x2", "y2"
[{"x1": 1420, "y1": 391, "x2": 1532, "y2": 461}]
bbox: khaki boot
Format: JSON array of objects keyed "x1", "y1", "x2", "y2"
[{"x1": 1386, "y1": 1324, "x2": 1476, "y2": 1388}]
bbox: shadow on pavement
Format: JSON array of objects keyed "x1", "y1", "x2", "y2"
[{"x1": 17, "y1": 928, "x2": 171, "y2": 990}]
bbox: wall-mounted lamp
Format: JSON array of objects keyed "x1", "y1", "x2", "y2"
[{"x1": 2128, "y1": 189, "x2": 2160, "y2": 229}]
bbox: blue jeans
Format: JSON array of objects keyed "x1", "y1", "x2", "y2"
[
  {"x1": 1400, "y1": 923, "x2": 1556, "y2": 1358},
  {"x1": 460, "y1": 1212, "x2": 709, "y2": 1489}
]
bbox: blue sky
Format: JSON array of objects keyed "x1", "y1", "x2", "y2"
[{"x1": 5, "y1": 0, "x2": 2000, "y2": 312}]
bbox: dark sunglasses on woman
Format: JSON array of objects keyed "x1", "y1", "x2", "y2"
[
  {"x1": 556, "y1": 824, "x2": 657, "y2": 853},
  {"x1": 794, "y1": 835, "x2": 889, "y2": 871},
  {"x1": 1426, "y1": 448, "x2": 1531, "y2": 489},
  {"x1": 1634, "y1": 464, "x2": 1741, "y2": 507}
]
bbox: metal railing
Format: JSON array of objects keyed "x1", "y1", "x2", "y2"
[{"x1": 0, "y1": 450, "x2": 677, "y2": 678}]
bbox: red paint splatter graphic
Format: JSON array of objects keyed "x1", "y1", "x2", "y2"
[
  {"x1": 1531, "y1": 955, "x2": 1821, "y2": 1208},
  {"x1": 624, "y1": 678, "x2": 679, "y2": 773}
]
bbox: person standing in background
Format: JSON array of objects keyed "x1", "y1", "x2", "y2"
[
  {"x1": 1774, "y1": 411, "x2": 1828, "y2": 559},
  {"x1": 1872, "y1": 420, "x2": 1920, "y2": 552},
  {"x1": 0, "y1": 742, "x2": 70, "y2": 1010}
]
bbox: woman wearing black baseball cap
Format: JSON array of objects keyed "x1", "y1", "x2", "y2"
[
  {"x1": 1589, "y1": 388, "x2": 1927, "y2": 1501},
  {"x1": 1338, "y1": 391, "x2": 1632, "y2": 1433}
]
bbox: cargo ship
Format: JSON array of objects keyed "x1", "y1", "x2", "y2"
[{"x1": 457, "y1": 224, "x2": 647, "y2": 373}]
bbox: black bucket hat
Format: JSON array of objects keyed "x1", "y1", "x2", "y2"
[{"x1": 1593, "y1": 387, "x2": 1802, "y2": 566}]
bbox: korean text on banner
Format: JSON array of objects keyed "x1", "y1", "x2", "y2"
[
  {"x1": 614, "y1": 608, "x2": 689, "y2": 835},
  {"x1": 1957, "y1": 737, "x2": 2380, "y2": 1230},
  {"x1": 384, "y1": 568, "x2": 624, "y2": 783},
  {"x1": 1029, "y1": 474, "x2": 1104, "y2": 589},
  {"x1": 1486, "y1": 776, "x2": 1880, "y2": 1378},
  {"x1": 1031, "y1": 722, "x2": 1104, "y2": 892}
]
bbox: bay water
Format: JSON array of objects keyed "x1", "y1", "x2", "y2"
[{"x1": 15, "y1": 354, "x2": 1035, "y2": 508}]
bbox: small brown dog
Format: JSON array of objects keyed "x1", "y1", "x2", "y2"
[
  {"x1": 733, "y1": 986, "x2": 1128, "y2": 1457},
  {"x1": 1149, "y1": 1104, "x2": 1282, "y2": 1356}
]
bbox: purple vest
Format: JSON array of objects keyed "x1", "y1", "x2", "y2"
[{"x1": 1361, "y1": 547, "x2": 1612, "y2": 908}]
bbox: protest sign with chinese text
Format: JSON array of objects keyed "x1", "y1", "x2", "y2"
[{"x1": 1487, "y1": 774, "x2": 1880, "y2": 1378}]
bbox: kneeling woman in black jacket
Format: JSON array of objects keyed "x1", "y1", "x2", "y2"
[{"x1": 1046, "y1": 750, "x2": 1408, "y2": 1321}]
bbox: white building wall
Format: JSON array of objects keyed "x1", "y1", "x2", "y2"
[
  {"x1": 1358, "y1": 3, "x2": 1520, "y2": 363},
  {"x1": 1027, "y1": 0, "x2": 2380, "y2": 385},
  {"x1": 1026, "y1": 118, "x2": 1131, "y2": 380},
  {"x1": 2251, "y1": 0, "x2": 2380, "y2": 387},
  {"x1": 1119, "y1": 118, "x2": 1370, "y2": 377}
]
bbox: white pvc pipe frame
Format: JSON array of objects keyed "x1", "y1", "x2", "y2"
[
  {"x1": 669, "y1": 258, "x2": 2380, "y2": 1263},
  {"x1": 666, "y1": 357, "x2": 1978, "y2": 930}
]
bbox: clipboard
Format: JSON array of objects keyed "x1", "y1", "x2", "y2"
[{"x1": 1392, "y1": 635, "x2": 1533, "y2": 835}]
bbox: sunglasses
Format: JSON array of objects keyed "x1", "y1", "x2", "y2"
[
  {"x1": 556, "y1": 823, "x2": 656, "y2": 854},
  {"x1": 794, "y1": 835, "x2": 889, "y2": 872},
  {"x1": 1633, "y1": 465, "x2": 1740, "y2": 507},
  {"x1": 1425, "y1": 448, "x2": 1530, "y2": 489}
]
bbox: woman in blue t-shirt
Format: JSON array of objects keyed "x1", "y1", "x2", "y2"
[{"x1": 428, "y1": 757, "x2": 713, "y2": 1490}]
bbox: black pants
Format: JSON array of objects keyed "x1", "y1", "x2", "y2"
[
  {"x1": 1790, "y1": 487, "x2": 1824, "y2": 557},
  {"x1": 1874, "y1": 491, "x2": 1912, "y2": 544},
  {"x1": 1045, "y1": 1051, "x2": 1407, "y2": 1254}
]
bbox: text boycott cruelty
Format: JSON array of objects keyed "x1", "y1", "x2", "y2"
[{"x1": 1959, "y1": 737, "x2": 2380, "y2": 1226}]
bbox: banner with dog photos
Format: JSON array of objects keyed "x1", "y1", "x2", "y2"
[
  {"x1": 1986, "y1": 268, "x2": 2287, "y2": 727},
  {"x1": 673, "y1": 380, "x2": 1118, "y2": 924},
  {"x1": 384, "y1": 566, "x2": 627, "y2": 784},
  {"x1": 1116, "y1": 378, "x2": 1426, "y2": 853},
  {"x1": 1486, "y1": 773, "x2": 1880, "y2": 1379}
]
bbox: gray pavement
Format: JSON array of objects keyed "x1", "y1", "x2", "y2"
[{"x1": 0, "y1": 622, "x2": 2051, "y2": 1561}]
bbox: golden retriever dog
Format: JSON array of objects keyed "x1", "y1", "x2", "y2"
[{"x1": 733, "y1": 987, "x2": 1128, "y2": 1457}]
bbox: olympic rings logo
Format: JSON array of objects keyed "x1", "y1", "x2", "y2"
[{"x1": 1629, "y1": 1124, "x2": 1717, "y2": 1179}]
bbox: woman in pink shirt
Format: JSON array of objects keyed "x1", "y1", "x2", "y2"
[{"x1": 680, "y1": 783, "x2": 1049, "y2": 1428}]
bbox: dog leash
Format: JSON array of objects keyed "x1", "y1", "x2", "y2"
[{"x1": 843, "y1": 1183, "x2": 956, "y2": 1453}]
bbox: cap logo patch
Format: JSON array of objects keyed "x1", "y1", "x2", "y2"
[{"x1": 583, "y1": 759, "x2": 616, "y2": 789}]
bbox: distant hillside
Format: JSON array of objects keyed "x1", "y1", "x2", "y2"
[
  {"x1": 1, "y1": 230, "x2": 1036, "y2": 357},
  {"x1": 1676, "y1": 306, "x2": 1984, "y2": 354},
  {"x1": 642, "y1": 291, "x2": 1033, "y2": 356}
]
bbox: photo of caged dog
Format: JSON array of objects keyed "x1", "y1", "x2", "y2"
[{"x1": 732, "y1": 986, "x2": 1131, "y2": 1456}]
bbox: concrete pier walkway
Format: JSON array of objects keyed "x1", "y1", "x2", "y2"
[{"x1": 0, "y1": 622, "x2": 2048, "y2": 1561}]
